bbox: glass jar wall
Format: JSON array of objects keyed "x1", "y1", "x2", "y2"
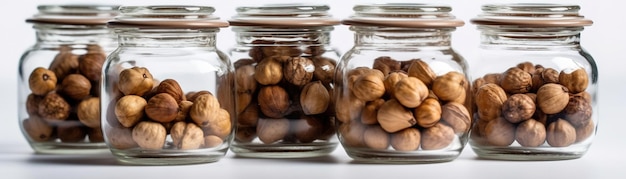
[
  {"x1": 337, "y1": 3, "x2": 469, "y2": 163},
  {"x1": 18, "y1": 4, "x2": 119, "y2": 154},
  {"x1": 228, "y1": 4, "x2": 340, "y2": 158},
  {"x1": 469, "y1": 3, "x2": 597, "y2": 160},
  {"x1": 103, "y1": 6, "x2": 232, "y2": 165}
]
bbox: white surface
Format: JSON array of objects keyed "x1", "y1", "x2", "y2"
[{"x1": 2, "y1": 0, "x2": 626, "y2": 178}]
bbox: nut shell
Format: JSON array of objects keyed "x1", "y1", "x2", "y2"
[
  {"x1": 257, "y1": 85, "x2": 290, "y2": 118},
  {"x1": 338, "y1": 121, "x2": 366, "y2": 147},
  {"x1": 352, "y1": 70, "x2": 385, "y2": 102},
  {"x1": 377, "y1": 99, "x2": 416, "y2": 133},
  {"x1": 441, "y1": 102, "x2": 471, "y2": 134},
  {"x1": 421, "y1": 123, "x2": 455, "y2": 150},
  {"x1": 500, "y1": 67, "x2": 532, "y2": 94},
  {"x1": 537, "y1": 83, "x2": 570, "y2": 114},
  {"x1": 254, "y1": 58, "x2": 283, "y2": 85},
  {"x1": 28, "y1": 67, "x2": 57, "y2": 96},
  {"x1": 57, "y1": 122, "x2": 87, "y2": 143},
  {"x1": 562, "y1": 95, "x2": 592, "y2": 127},
  {"x1": 391, "y1": 127, "x2": 421, "y2": 151},
  {"x1": 132, "y1": 121, "x2": 167, "y2": 149},
  {"x1": 115, "y1": 95, "x2": 147, "y2": 128},
  {"x1": 475, "y1": 84, "x2": 507, "y2": 121},
  {"x1": 484, "y1": 117, "x2": 516, "y2": 146},
  {"x1": 235, "y1": 65, "x2": 257, "y2": 93},
  {"x1": 155, "y1": 79, "x2": 184, "y2": 103},
  {"x1": 23, "y1": 116, "x2": 54, "y2": 142},
  {"x1": 105, "y1": 126, "x2": 138, "y2": 149},
  {"x1": 575, "y1": 119, "x2": 594, "y2": 143},
  {"x1": 190, "y1": 93, "x2": 222, "y2": 127},
  {"x1": 407, "y1": 59, "x2": 436, "y2": 86},
  {"x1": 38, "y1": 93, "x2": 70, "y2": 123},
  {"x1": 383, "y1": 72, "x2": 408, "y2": 97},
  {"x1": 300, "y1": 81, "x2": 330, "y2": 115},
  {"x1": 502, "y1": 94, "x2": 536, "y2": 123},
  {"x1": 372, "y1": 56, "x2": 401, "y2": 76},
  {"x1": 312, "y1": 57, "x2": 336, "y2": 84},
  {"x1": 293, "y1": 116, "x2": 325, "y2": 143},
  {"x1": 171, "y1": 122, "x2": 204, "y2": 150},
  {"x1": 257, "y1": 118, "x2": 290, "y2": 144},
  {"x1": 363, "y1": 125, "x2": 390, "y2": 150},
  {"x1": 78, "y1": 51, "x2": 106, "y2": 82},
  {"x1": 361, "y1": 99, "x2": 385, "y2": 125},
  {"x1": 77, "y1": 97, "x2": 101, "y2": 128},
  {"x1": 394, "y1": 77, "x2": 428, "y2": 108},
  {"x1": 414, "y1": 98, "x2": 441, "y2": 128},
  {"x1": 202, "y1": 109, "x2": 232, "y2": 139},
  {"x1": 49, "y1": 46, "x2": 78, "y2": 81},
  {"x1": 546, "y1": 119, "x2": 576, "y2": 147},
  {"x1": 284, "y1": 57, "x2": 314, "y2": 86},
  {"x1": 145, "y1": 93, "x2": 179, "y2": 123},
  {"x1": 432, "y1": 71, "x2": 467, "y2": 102},
  {"x1": 60, "y1": 74, "x2": 92, "y2": 100},
  {"x1": 515, "y1": 119, "x2": 546, "y2": 147},
  {"x1": 118, "y1": 67, "x2": 154, "y2": 96},
  {"x1": 559, "y1": 68, "x2": 589, "y2": 94}
]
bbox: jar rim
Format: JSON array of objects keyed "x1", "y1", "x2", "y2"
[
  {"x1": 229, "y1": 3, "x2": 339, "y2": 27},
  {"x1": 342, "y1": 3, "x2": 464, "y2": 28},
  {"x1": 26, "y1": 4, "x2": 120, "y2": 25},
  {"x1": 107, "y1": 5, "x2": 229, "y2": 29},
  {"x1": 471, "y1": 3, "x2": 593, "y2": 27}
]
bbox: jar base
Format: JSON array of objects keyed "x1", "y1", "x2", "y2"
[
  {"x1": 110, "y1": 147, "x2": 228, "y2": 165},
  {"x1": 30, "y1": 142, "x2": 108, "y2": 154},
  {"x1": 344, "y1": 147, "x2": 462, "y2": 164},
  {"x1": 470, "y1": 144, "x2": 590, "y2": 161},
  {"x1": 231, "y1": 142, "x2": 337, "y2": 158}
]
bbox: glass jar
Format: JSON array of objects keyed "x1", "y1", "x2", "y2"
[
  {"x1": 337, "y1": 3, "x2": 468, "y2": 163},
  {"x1": 469, "y1": 4, "x2": 597, "y2": 160},
  {"x1": 103, "y1": 6, "x2": 232, "y2": 165},
  {"x1": 228, "y1": 4, "x2": 340, "y2": 158},
  {"x1": 18, "y1": 4, "x2": 119, "y2": 154}
]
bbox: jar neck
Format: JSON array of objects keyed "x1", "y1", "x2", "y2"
[
  {"x1": 34, "y1": 24, "x2": 115, "y2": 47},
  {"x1": 116, "y1": 29, "x2": 219, "y2": 47},
  {"x1": 351, "y1": 26, "x2": 454, "y2": 48},
  {"x1": 233, "y1": 26, "x2": 332, "y2": 46},
  {"x1": 478, "y1": 26, "x2": 583, "y2": 48}
]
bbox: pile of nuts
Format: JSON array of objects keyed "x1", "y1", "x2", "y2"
[
  {"x1": 23, "y1": 45, "x2": 106, "y2": 143},
  {"x1": 234, "y1": 40, "x2": 336, "y2": 145},
  {"x1": 471, "y1": 62, "x2": 594, "y2": 147},
  {"x1": 105, "y1": 66, "x2": 232, "y2": 150},
  {"x1": 337, "y1": 57, "x2": 471, "y2": 151}
]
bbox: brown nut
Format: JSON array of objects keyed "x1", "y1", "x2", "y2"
[
  {"x1": 441, "y1": 102, "x2": 471, "y2": 134},
  {"x1": 118, "y1": 67, "x2": 154, "y2": 96},
  {"x1": 257, "y1": 85, "x2": 290, "y2": 118},
  {"x1": 383, "y1": 71, "x2": 408, "y2": 97},
  {"x1": 49, "y1": 46, "x2": 79, "y2": 81},
  {"x1": 235, "y1": 126, "x2": 257, "y2": 143},
  {"x1": 26, "y1": 94, "x2": 43, "y2": 116},
  {"x1": 78, "y1": 51, "x2": 106, "y2": 82},
  {"x1": 515, "y1": 119, "x2": 546, "y2": 147},
  {"x1": 361, "y1": 99, "x2": 385, "y2": 125},
  {"x1": 373, "y1": 56, "x2": 401, "y2": 76},
  {"x1": 237, "y1": 103, "x2": 259, "y2": 127},
  {"x1": 335, "y1": 93, "x2": 365, "y2": 123},
  {"x1": 537, "y1": 83, "x2": 570, "y2": 114},
  {"x1": 175, "y1": 100, "x2": 193, "y2": 122},
  {"x1": 293, "y1": 115, "x2": 325, "y2": 143},
  {"x1": 170, "y1": 122, "x2": 204, "y2": 150},
  {"x1": 559, "y1": 68, "x2": 589, "y2": 94},
  {"x1": 236, "y1": 92, "x2": 253, "y2": 114},
  {"x1": 432, "y1": 71, "x2": 468, "y2": 102},
  {"x1": 38, "y1": 93, "x2": 70, "y2": 123},
  {"x1": 394, "y1": 77, "x2": 428, "y2": 108},
  {"x1": 155, "y1": 79, "x2": 184, "y2": 103},
  {"x1": 28, "y1": 67, "x2": 57, "y2": 95},
  {"x1": 254, "y1": 58, "x2": 283, "y2": 85},
  {"x1": 363, "y1": 125, "x2": 390, "y2": 150},
  {"x1": 407, "y1": 59, "x2": 436, "y2": 87},
  {"x1": 60, "y1": 74, "x2": 92, "y2": 100},
  {"x1": 500, "y1": 67, "x2": 532, "y2": 94},
  {"x1": 531, "y1": 68, "x2": 545, "y2": 92},
  {"x1": 77, "y1": 97, "x2": 100, "y2": 128},
  {"x1": 23, "y1": 116, "x2": 54, "y2": 142},
  {"x1": 132, "y1": 121, "x2": 167, "y2": 149},
  {"x1": 484, "y1": 117, "x2": 516, "y2": 146},
  {"x1": 546, "y1": 118, "x2": 576, "y2": 147},
  {"x1": 57, "y1": 122, "x2": 87, "y2": 143},
  {"x1": 235, "y1": 65, "x2": 257, "y2": 93},
  {"x1": 562, "y1": 95, "x2": 592, "y2": 127},
  {"x1": 576, "y1": 119, "x2": 594, "y2": 143},
  {"x1": 352, "y1": 70, "x2": 385, "y2": 102},
  {"x1": 145, "y1": 93, "x2": 179, "y2": 123},
  {"x1": 284, "y1": 57, "x2": 314, "y2": 86},
  {"x1": 516, "y1": 62, "x2": 536, "y2": 74},
  {"x1": 414, "y1": 98, "x2": 441, "y2": 128},
  {"x1": 190, "y1": 93, "x2": 221, "y2": 127},
  {"x1": 88, "y1": 127, "x2": 104, "y2": 142},
  {"x1": 202, "y1": 109, "x2": 232, "y2": 139},
  {"x1": 338, "y1": 120, "x2": 366, "y2": 147},
  {"x1": 542, "y1": 68, "x2": 560, "y2": 84},
  {"x1": 257, "y1": 118, "x2": 290, "y2": 144},
  {"x1": 377, "y1": 99, "x2": 416, "y2": 133},
  {"x1": 312, "y1": 56, "x2": 336, "y2": 84},
  {"x1": 421, "y1": 123, "x2": 455, "y2": 150},
  {"x1": 115, "y1": 95, "x2": 147, "y2": 128},
  {"x1": 390, "y1": 127, "x2": 420, "y2": 151},
  {"x1": 483, "y1": 73, "x2": 503, "y2": 85},
  {"x1": 262, "y1": 46, "x2": 302, "y2": 57},
  {"x1": 186, "y1": 90, "x2": 211, "y2": 102},
  {"x1": 105, "y1": 126, "x2": 138, "y2": 149},
  {"x1": 475, "y1": 83, "x2": 508, "y2": 121},
  {"x1": 502, "y1": 94, "x2": 536, "y2": 123},
  {"x1": 204, "y1": 135, "x2": 223, "y2": 148},
  {"x1": 300, "y1": 81, "x2": 330, "y2": 115}
]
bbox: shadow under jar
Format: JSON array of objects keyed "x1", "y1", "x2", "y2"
[
  {"x1": 103, "y1": 6, "x2": 233, "y2": 165},
  {"x1": 469, "y1": 3, "x2": 598, "y2": 160},
  {"x1": 18, "y1": 4, "x2": 119, "y2": 154},
  {"x1": 228, "y1": 4, "x2": 341, "y2": 158},
  {"x1": 337, "y1": 3, "x2": 469, "y2": 163}
]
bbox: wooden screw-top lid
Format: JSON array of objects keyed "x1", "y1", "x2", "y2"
[
  {"x1": 471, "y1": 3, "x2": 593, "y2": 27},
  {"x1": 107, "y1": 6, "x2": 229, "y2": 29},
  {"x1": 342, "y1": 3, "x2": 464, "y2": 28}
]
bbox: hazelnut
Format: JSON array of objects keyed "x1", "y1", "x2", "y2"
[
  {"x1": 335, "y1": 93, "x2": 365, "y2": 123},
  {"x1": 132, "y1": 121, "x2": 167, "y2": 150},
  {"x1": 515, "y1": 119, "x2": 546, "y2": 147},
  {"x1": 441, "y1": 102, "x2": 471, "y2": 134},
  {"x1": 562, "y1": 95, "x2": 592, "y2": 127},
  {"x1": 391, "y1": 127, "x2": 421, "y2": 151},
  {"x1": 190, "y1": 93, "x2": 221, "y2": 127},
  {"x1": 201, "y1": 109, "x2": 232, "y2": 139},
  {"x1": 38, "y1": 93, "x2": 70, "y2": 123},
  {"x1": 284, "y1": 57, "x2": 315, "y2": 86},
  {"x1": 204, "y1": 135, "x2": 223, "y2": 148},
  {"x1": 542, "y1": 68, "x2": 560, "y2": 84},
  {"x1": 170, "y1": 122, "x2": 204, "y2": 150},
  {"x1": 175, "y1": 100, "x2": 193, "y2": 122},
  {"x1": 254, "y1": 58, "x2": 283, "y2": 85},
  {"x1": 60, "y1": 74, "x2": 92, "y2": 100},
  {"x1": 118, "y1": 67, "x2": 154, "y2": 96},
  {"x1": 78, "y1": 51, "x2": 106, "y2": 82},
  {"x1": 26, "y1": 94, "x2": 43, "y2": 116},
  {"x1": 235, "y1": 65, "x2": 258, "y2": 93},
  {"x1": 352, "y1": 70, "x2": 385, "y2": 102},
  {"x1": 483, "y1": 73, "x2": 503, "y2": 85},
  {"x1": 77, "y1": 97, "x2": 100, "y2": 128},
  {"x1": 293, "y1": 115, "x2": 325, "y2": 143},
  {"x1": 531, "y1": 68, "x2": 545, "y2": 92},
  {"x1": 502, "y1": 94, "x2": 536, "y2": 123},
  {"x1": 363, "y1": 125, "x2": 390, "y2": 150},
  {"x1": 575, "y1": 120, "x2": 594, "y2": 143},
  {"x1": 475, "y1": 83, "x2": 507, "y2": 121},
  {"x1": 88, "y1": 127, "x2": 104, "y2": 142},
  {"x1": 300, "y1": 81, "x2": 330, "y2": 115},
  {"x1": 338, "y1": 120, "x2": 366, "y2": 147},
  {"x1": 236, "y1": 92, "x2": 253, "y2": 114},
  {"x1": 312, "y1": 56, "x2": 336, "y2": 84},
  {"x1": 394, "y1": 77, "x2": 428, "y2": 108},
  {"x1": 407, "y1": 59, "x2": 436, "y2": 87},
  {"x1": 23, "y1": 116, "x2": 54, "y2": 142},
  {"x1": 516, "y1": 62, "x2": 536, "y2": 74},
  {"x1": 257, "y1": 118, "x2": 290, "y2": 144},
  {"x1": 361, "y1": 99, "x2": 385, "y2": 125},
  {"x1": 235, "y1": 126, "x2": 257, "y2": 143},
  {"x1": 537, "y1": 83, "x2": 570, "y2": 114},
  {"x1": 377, "y1": 99, "x2": 416, "y2": 133},
  {"x1": 421, "y1": 123, "x2": 455, "y2": 150},
  {"x1": 484, "y1": 117, "x2": 516, "y2": 146},
  {"x1": 257, "y1": 86, "x2": 290, "y2": 118},
  {"x1": 49, "y1": 46, "x2": 79, "y2": 81},
  {"x1": 262, "y1": 46, "x2": 302, "y2": 57},
  {"x1": 238, "y1": 103, "x2": 259, "y2": 127},
  {"x1": 546, "y1": 118, "x2": 576, "y2": 147},
  {"x1": 145, "y1": 93, "x2": 179, "y2": 123},
  {"x1": 28, "y1": 67, "x2": 57, "y2": 95},
  {"x1": 105, "y1": 126, "x2": 138, "y2": 149},
  {"x1": 115, "y1": 95, "x2": 147, "y2": 128},
  {"x1": 57, "y1": 122, "x2": 87, "y2": 143},
  {"x1": 559, "y1": 68, "x2": 589, "y2": 94},
  {"x1": 186, "y1": 90, "x2": 211, "y2": 102},
  {"x1": 383, "y1": 71, "x2": 408, "y2": 97},
  {"x1": 372, "y1": 56, "x2": 401, "y2": 76},
  {"x1": 414, "y1": 98, "x2": 441, "y2": 128},
  {"x1": 500, "y1": 67, "x2": 532, "y2": 94},
  {"x1": 155, "y1": 79, "x2": 184, "y2": 103},
  {"x1": 432, "y1": 71, "x2": 468, "y2": 102}
]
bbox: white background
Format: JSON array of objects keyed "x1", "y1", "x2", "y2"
[{"x1": 1, "y1": 0, "x2": 625, "y2": 178}]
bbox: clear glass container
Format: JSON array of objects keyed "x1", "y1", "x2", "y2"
[
  {"x1": 228, "y1": 4, "x2": 340, "y2": 158},
  {"x1": 469, "y1": 3, "x2": 597, "y2": 160},
  {"x1": 103, "y1": 6, "x2": 232, "y2": 165},
  {"x1": 18, "y1": 4, "x2": 119, "y2": 154},
  {"x1": 337, "y1": 3, "x2": 469, "y2": 163}
]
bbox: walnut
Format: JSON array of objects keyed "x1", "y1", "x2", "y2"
[
  {"x1": 118, "y1": 67, "x2": 154, "y2": 96},
  {"x1": 77, "y1": 97, "x2": 100, "y2": 128},
  {"x1": 546, "y1": 118, "x2": 576, "y2": 147},
  {"x1": 542, "y1": 68, "x2": 560, "y2": 84},
  {"x1": 377, "y1": 99, "x2": 416, "y2": 133},
  {"x1": 57, "y1": 122, "x2": 87, "y2": 143},
  {"x1": 105, "y1": 126, "x2": 138, "y2": 149},
  {"x1": 383, "y1": 71, "x2": 408, "y2": 97},
  {"x1": 562, "y1": 95, "x2": 592, "y2": 127},
  {"x1": 391, "y1": 127, "x2": 420, "y2": 151},
  {"x1": 441, "y1": 102, "x2": 471, "y2": 134},
  {"x1": 363, "y1": 125, "x2": 390, "y2": 150},
  {"x1": 500, "y1": 67, "x2": 532, "y2": 94},
  {"x1": 407, "y1": 59, "x2": 436, "y2": 87},
  {"x1": 257, "y1": 118, "x2": 290, "y2": 144},
  {"x1": 484, "y1": 117, "x2": 515, "y2": 146},
  {"x1": 394, "y1": 77, "x2": 428, "y2": 108},
  {"x1": 312, "y1": 57, "x2": 336, "y2": 84},
  {"x1": 155, "y1": 79, "x2": 184, "y2": 103},
  {"x1": 60, "y1": 74, "x2": 92, "y2": 100},
  {"x1": 559, "y1": 68, "x2": 589, "y2": 94},
  {"x1": 257, "y1": 85, "x2": 290, "y2": 118},
  {"x1": 475, "y1": 83, "x2": 507, "y2": 121},
  {"x1": 515, "y1": 119, "x2": 546, "y2": 147},
  {"x1": 537, "y1": 84, "x2": 570, "y2": 114},
  {"x1": 575, "y1": 120, "x2": 594, "y2": 143},
  {"x1": 115, "y1": 95, "x2": 147, "y2": 128},
  {"x1": 235, "y1": 65, "x2": 257, "y2": 93},
  {"x1": 28, "y1": 67, "x2": 57, "y2": 95},
  {"x1": 361, "y1": 99, "x2": 385, "y2": 125},
  {"x1": 38, "y1": 92, "x2": 70, "y2": 123},
  {"x1": 170, "y1": 122, "x2": 204, "y2": 150},
  {"x1": 132, "y1": 121, "x2": 167, "y2": 149},
  {"x1": 23, "y1": 116, "x2": 54, "y2": 142},
  {"x1": 300, "y1": 81, "x2": 330, "y2": 115},
  {"x1": 145, "y1": 93, "x2": 179, "y2": 123},
  {"x1": 483, "y1": 73, "x2": 503, "y2": 85},
  {"x1": 432, "y1": 71, "x2": 468, "y2": 102},
  {"x1": 414, "y1": 98, "x2": 441, "y2": 128},
  {"x1": 338, "y1": 120, "x2": 366, "y2": 147},
  {"x1": 78, "y1": 50, "x2": 106, "y2": 82},
  {"x1": 351, "y1": 69, "x2": 385, "y2": 102},
  {"x1": 421, "y1": 123, "x2": 455, "y2": 150},
  {"x1": 516, "y1": 62, "x2": 536, "y2": 74},
  {"x1": 502, "y1": 94, "x2": 536, "y2": 123},
  {"x1": 201, "y1": 109, "x2": 232, "y2": 139},
  {"x1": 49, "y1": 46, "x2": 78, "y2": 81},
  {"x1": 293, "y1": 115, "x2": 325, "y2": 143},
  {"x1": 372, "y1": 56, "x2": 401, "y2": 76}
]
